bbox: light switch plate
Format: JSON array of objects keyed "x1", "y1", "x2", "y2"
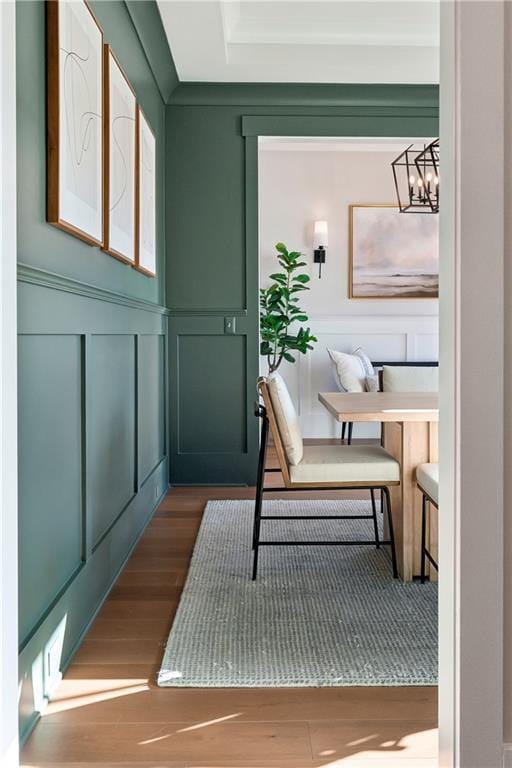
[{"x1": 224, "y1": 317, "x2": 236, "y2": 334}]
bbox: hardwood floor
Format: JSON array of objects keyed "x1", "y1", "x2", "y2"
[{"x1": 21, "y1": 471, "x2": 438, "y2": 768}]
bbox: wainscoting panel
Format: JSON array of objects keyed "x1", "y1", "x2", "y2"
[
  {"x1": 89, "y1": 335, "x2": 136, "y2": 549},
  {"x1": 18, "y1": 334, "x2": 84, "y2": 644},
  {"x1": 178, "y1": 334, "x2": 247, "y2": 454},
  {"x1": 169, "y1": 315, "x2": 257, "y2": 485},
  {"x1": 139, "y1": 333, "x2": 166, "y2": 484},
  {"x1": 269, "y1": 315, "x2": 439, "y2": 439},
  {"x1": 17, "y1": 274, "x2": 169, "y2": 742}
]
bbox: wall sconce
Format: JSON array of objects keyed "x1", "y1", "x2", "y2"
[{"x1": 313, "y1": 220, "x2": 328, "y2": 278}]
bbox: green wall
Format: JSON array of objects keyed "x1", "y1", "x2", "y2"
[
  {"x1": 165, "y1": 84, "x2": 439, "y2": 485},
  {"x1": 17, "y1": 0, "x2": 172, "y2": 742}
]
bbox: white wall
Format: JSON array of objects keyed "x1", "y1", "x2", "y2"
[
  {"x1": 504, "y1": 0, "x2": 512, "y2": 749},
  {"x1": 0, "y1": 2, "x2": 19, "y2": 767},
  {"x1": 258, "y1": 143, "x2": 439, "y2": 437}
]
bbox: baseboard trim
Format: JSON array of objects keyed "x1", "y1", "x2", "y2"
[{"x1": 504, "y1": 744, "x2": 512, "y2": 767}]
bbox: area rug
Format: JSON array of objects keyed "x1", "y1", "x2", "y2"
[{"x1": 158, "y1": 499, "x2": 438, "y2": 687}]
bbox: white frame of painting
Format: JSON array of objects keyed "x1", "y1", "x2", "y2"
[
  {"x1": 349, "y1": 203, "x2": 439, "y2": 300},
  {"x1": 135, "y1": 106, "x2": 156, "y2": 277},
  {"x1": 47, "y1": 0, "x2": 104, "y2": 247},
  {"x1": 103, "y1": 44, "x2": 137, "y2": 264}
]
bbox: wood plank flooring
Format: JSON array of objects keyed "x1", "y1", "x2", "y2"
[{"x1": 21, "y1": 469, "x2": 438, "y2": 768}]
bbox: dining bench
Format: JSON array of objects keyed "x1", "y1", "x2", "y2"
[{"x1": 342, "y1": 360, "x2": 439, "y2": 444}]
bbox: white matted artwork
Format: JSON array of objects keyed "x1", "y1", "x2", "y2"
[
  {"x1": 47, "y1": 0, "x2": 103, "y2": 245},
  {"x1": 103, "y1": 45, "x2": 136, "y2": 263},
  {"x1": 136, "y1": 107, "x2": 156, "y2": 277},
  {"x1": 349, "y1": 205, "x2": 439, "y2": 299}
]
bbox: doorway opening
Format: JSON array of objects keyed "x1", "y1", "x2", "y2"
[{"x1": 254, "y1": 132, "x2": 440, "y2": 743}]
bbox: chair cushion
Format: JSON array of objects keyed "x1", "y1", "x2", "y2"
[
  {"x1": 416, "y1": 463, "x2": 439, "y2": 505},
  {"x1": 267, "y1": 373, "x2": 303, "y2": 465},
  {"x1": 289, "y1": 444, "x2": 400, "y2": 484},
  {"x1": 327, "y1": 347, "x2": 374, "y2": 393},
  {"x1": 382, "y1": 365, "x2": 438, "y2": 393}
]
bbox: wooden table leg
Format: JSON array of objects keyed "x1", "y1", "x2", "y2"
[{"x1": 383, "y1": 420, "x2": 438, "y2": 582}]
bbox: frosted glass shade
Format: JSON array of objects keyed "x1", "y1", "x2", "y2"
[{"x1": 314, "y1": 220, "x2": 328, "y2": 247}]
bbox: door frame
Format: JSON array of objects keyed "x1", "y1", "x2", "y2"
[
  {"x1": 0, "y1": 1, "x2": 19, "y2": 767},
  {"x1": 438, "y1": 3, "x2": 504, "y2": 767}
]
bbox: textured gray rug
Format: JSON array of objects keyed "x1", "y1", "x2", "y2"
[{"x1": 158, "y1": 499, "x2": 438, "y2": 688}]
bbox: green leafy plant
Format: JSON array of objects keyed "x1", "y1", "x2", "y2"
[{"x1": 260, "y1": 242, "x2": 317, "y2": 374}]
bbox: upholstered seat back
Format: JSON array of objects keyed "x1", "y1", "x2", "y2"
[
  {"x1": 382, "y1": 365, "x2": 438, "y2": 393},
  {"x1": 265, "y1": 373, "x2": 303, "y2": 465}
]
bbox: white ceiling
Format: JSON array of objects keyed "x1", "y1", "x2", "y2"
[{"x1": 157, "y1": 1, "x2": 440, "y2": 85}]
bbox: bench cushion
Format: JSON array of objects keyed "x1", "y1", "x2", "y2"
[
  {"x1": 417, "y1": 463, "x2": 439, "y2": 505},
  {"x1": 382, "y1": 365, "x2": 438, "y2": 393},
  {"x1": 289, "y1": 444, "x2": 400, "y2": 485}
]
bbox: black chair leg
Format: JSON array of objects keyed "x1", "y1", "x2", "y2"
[
  {"x1": 252, "y1": 410, "x2": 269, "y2": 579},
  {"x1": 383, "y1": 487, "x2": 398, "y2": 578},
  {"x1": 370, "y1": 489, "x2": 380, "y2": 549},
  {"x1": 421, "y1": 493, "x2": 427, "y2": 584},
  {"x1": 341, "y1": 421, "x2": 346, "y2": 443},
  {"x1": 347, "y1": 422, "x2": 353, "y2": 445}
]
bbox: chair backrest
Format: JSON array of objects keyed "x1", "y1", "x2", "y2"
[
  {"x1": 258, "y1": 375, "x2": 303, "y2": 485},
  {"x1": 382, "y1": 365, "x2": 439, "y2": 393}
]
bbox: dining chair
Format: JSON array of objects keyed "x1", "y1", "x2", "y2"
[
  {"x1": 416, "y1": 463, "x2": 439, "y2": 583},
  {"x1": 252, "y1": 374, "x2": 400, "y2": 580}
]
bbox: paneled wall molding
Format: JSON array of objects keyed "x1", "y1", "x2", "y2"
[
  {"x1": 271, "y1": 314, "x2": 439, "y2": 439},
  {"x1": 18, "y1": 281, "x2": 168, "y2": 741},
  {"x1": 168, "y1": 83, "x2": 439, "y2": 108},
  {"x1": 18, "y1": 462, "x2": 169, "y2": 744},
  {"x1": 18, "y1": 263, "x2": 170, "y2": 317}
]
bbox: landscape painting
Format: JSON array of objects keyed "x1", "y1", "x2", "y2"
[{"x1": 349, "y1": 205, "x2": 439, "y2": 299}]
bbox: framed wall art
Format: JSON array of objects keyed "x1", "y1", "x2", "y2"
[
  {"x1": 349, "y1": 204, "x2": 439, "y2": 299},
  {"x1": 135, "y1": 107, "x2": 156, "y2": 277},
  {"x1": 47, "y1": 0, "x2": 104, "y2": 245},
  {"x1": 103, "y1": 45, "x2": 137, "y2": 263}
]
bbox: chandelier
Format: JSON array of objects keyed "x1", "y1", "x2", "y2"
[{"x1": 391, "y1": 139, "x2": 439, "y2": 213}]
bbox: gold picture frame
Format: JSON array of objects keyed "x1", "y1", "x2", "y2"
[{"x1": 348, "y1": 204, "x2": 439, "y2": 300}]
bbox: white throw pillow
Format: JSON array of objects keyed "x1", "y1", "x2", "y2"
[
  {"x1": 365, "y1": 374, "x2": 380, "y2": 392},
  {"x1": 353, "y1": 347, "x2": 375, "y2": 378},
  {"x1": 327, "y1": 348, "x2": 374, "y2": 393},
  {"x1": 267, "y1": 373, "x2": 303, "y2": 465}
]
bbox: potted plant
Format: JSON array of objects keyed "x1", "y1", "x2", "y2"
[{"x1": 260, "y1": 242, "x2": 317, "y2": 374}]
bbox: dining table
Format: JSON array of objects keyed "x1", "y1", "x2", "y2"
[{"x1": 318, "y1": 391, "x2": 439, "y2": 582}]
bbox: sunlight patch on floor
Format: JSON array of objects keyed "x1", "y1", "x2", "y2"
[{"x1": 44, "y1": 681, "x2": 149, "y2": 714}]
